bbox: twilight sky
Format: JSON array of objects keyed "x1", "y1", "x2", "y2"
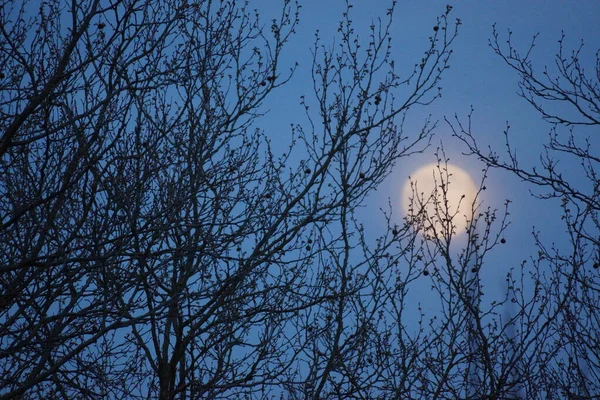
[{"x1": 257, "y1": 0, "x2": 600, "y2": 306}]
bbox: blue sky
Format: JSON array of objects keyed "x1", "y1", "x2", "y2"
[
  {"x1": 4, "y1": 1, "x2": 598, "y2": 396},
  {"x1": 257, "y1": 0, "x2": 600, "y2": 308}
]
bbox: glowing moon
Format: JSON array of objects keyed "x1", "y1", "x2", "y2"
[{"x1": 402, "y1": 163, "x2": 478, "y2": 237}]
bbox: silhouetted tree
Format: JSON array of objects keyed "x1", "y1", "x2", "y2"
[
  {"x1": 9, "y1": 1, "x2": 597, "y2": 399},
  {"x1": 450, "y1": 25, "x2": 600, "y2": 398},
  {"x1": 0, "y1": 1, "x2": 464, "y2": 398}
]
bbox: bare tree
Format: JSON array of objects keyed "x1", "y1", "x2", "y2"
[
  {"x1": 449, "y1": 25, "x2": 600, "y2": 398},
  {"x1": 0, "y1": 0, "x2": 465, "y2": 398},
  {"x1": 7, "y1": 0, "x2": 598, "y2": 398}
]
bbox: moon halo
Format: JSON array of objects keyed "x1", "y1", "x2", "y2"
[{"x1": 402, "y1": 163, "x2": 478, "y2": 237}]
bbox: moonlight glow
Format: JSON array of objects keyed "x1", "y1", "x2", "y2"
[{"x1": 402, "y1": 163, "x2": 478, "y2": 237}]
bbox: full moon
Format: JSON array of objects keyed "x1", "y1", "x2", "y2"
[{"x1": 402, "y1": 163, "x2": 478, "y2": 237}]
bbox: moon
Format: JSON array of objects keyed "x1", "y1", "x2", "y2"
[{"x1": 402, "y1": 163, "x2": 478, "y2": 238}]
